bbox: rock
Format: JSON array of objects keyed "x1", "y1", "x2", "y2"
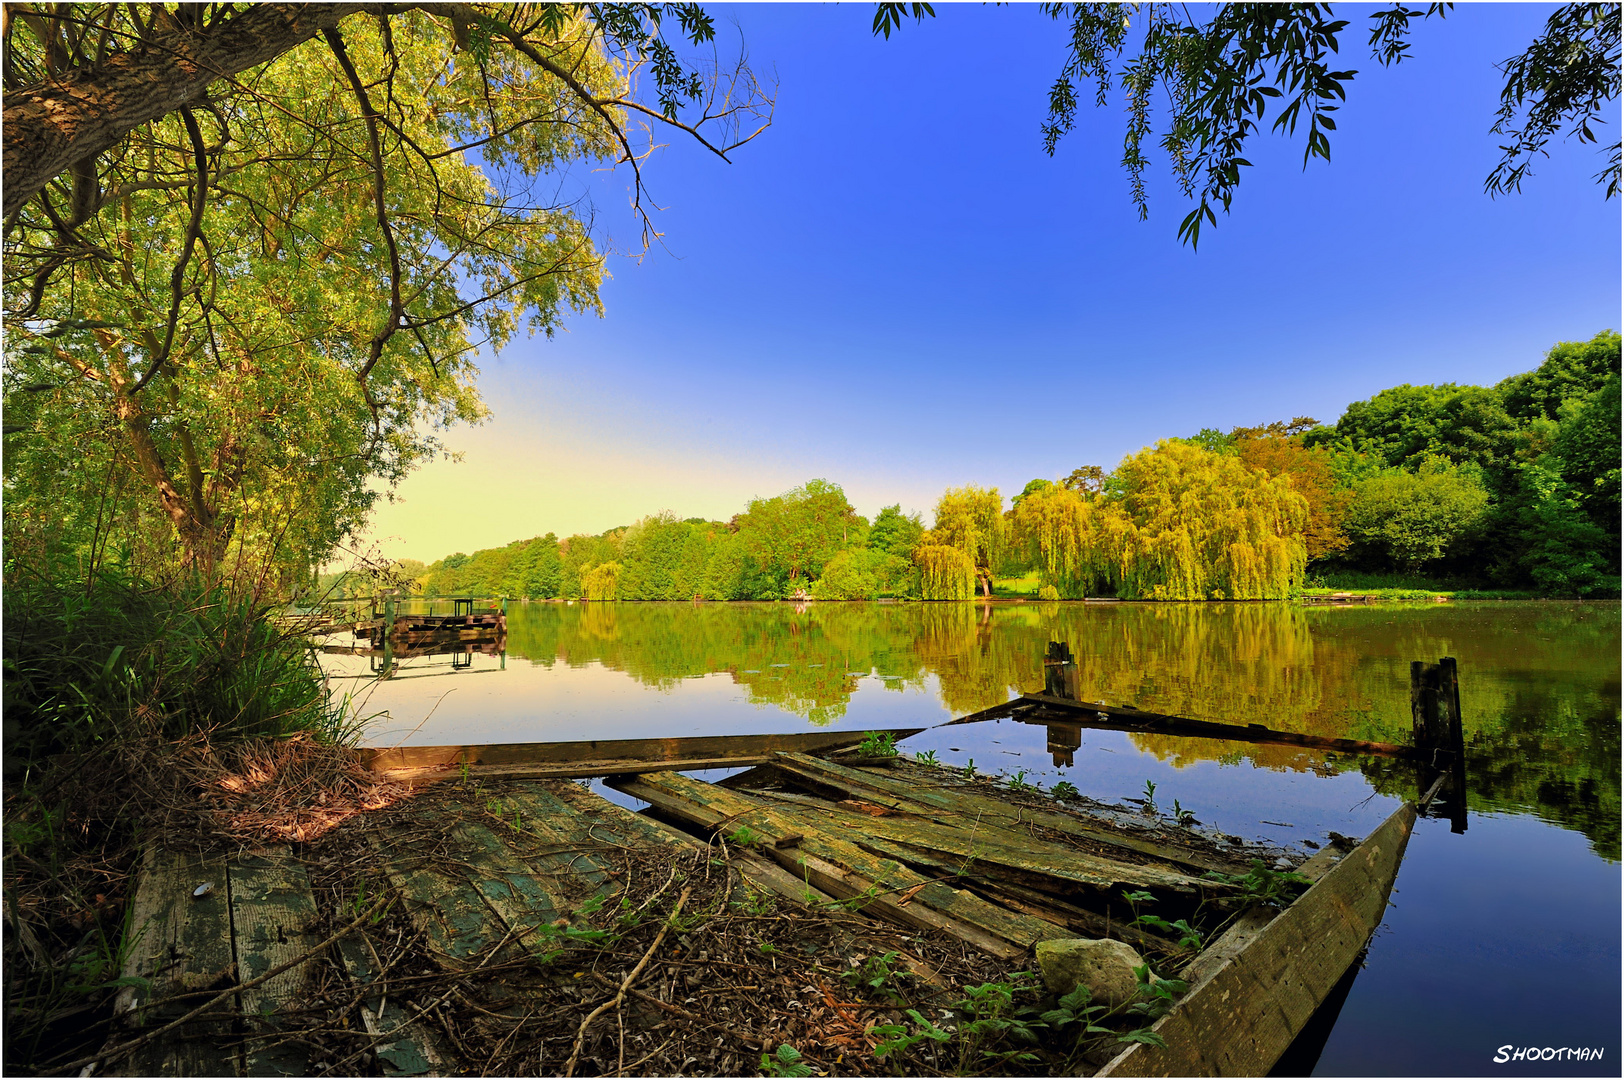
[{"x1": 1034, "y1": 938, "x2": 1147, "y2": 1007}]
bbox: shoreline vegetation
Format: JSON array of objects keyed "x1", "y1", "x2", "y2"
[{"x1": 343, "y1": 333, "x2": 1619, "y2": 607}]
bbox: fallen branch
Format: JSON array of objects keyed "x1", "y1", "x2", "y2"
[{"x1": 563, "y1": 886, "x2": 692, "y2": 1077}]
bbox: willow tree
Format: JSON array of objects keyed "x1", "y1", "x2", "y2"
[
  {"x1": 1012, "y1": 441, "x2": 1308, "y2": 600},
  {"x1": 3, "y1": 5, "x2": 768, "y2": 582},
  {"x1": 928, "y1": 485, "x2": 1005, "y2": 597},
  {"x1": 914, "y1": 544, "x2": 976, "y2": 601},
  {"x1": 1115, "y1": 441, "x2": 1309, "y2": 600},
  {"x1": 1008, "y1": 484, "x2": 1135, "y2": 599}
]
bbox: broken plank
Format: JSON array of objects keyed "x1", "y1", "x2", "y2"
[
  {"x1": 1099, "y1": 801, "x2": 1416, "y2": 1077},
  {"x1": 442, "y1": 819, "x2": 572, "y2": 957},
  {"x1": 363, "y1": 728, "x2": 926, "y2": 779},
  {"x1": 229, "y1": 848, "x2": 320, "y2": 1078},
  {"x1": 608, "y1": 771, "x2": 1066, "y2": 957},
  {"x1": 112, "y1": 847, "x2": 239, "y2": 1077},
  {"x1": 769, "y1": 753, "x2": 1235, "y2": 877}
]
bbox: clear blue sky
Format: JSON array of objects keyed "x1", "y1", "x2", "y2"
[{"x1": 361, "y1": 3, "x2": 1621, "y2": 563}]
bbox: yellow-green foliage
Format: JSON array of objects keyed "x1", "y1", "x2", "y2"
[
  {"x1": 929, "y1": 486, "x2": 1006, "y2": 591},
  {"x1": 1012, "y1": 441, "x2": 1309, "y2": 600},
  {"x1": 581, "y1": 561, "x2": 622, "y2": 601},
  {"x1": 914, "y1": 544, "x2": 976, "y2": 600}
]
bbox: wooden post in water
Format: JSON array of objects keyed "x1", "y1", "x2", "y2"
[
  {"x1": 1410, "y1": 657, "x2": 1468, "y2": 833},
  {"x1": 381, "y1": 592, "x2": 396, "y2": 676},
  {"x1": 1044, "y1": 640, "x2": 1080, "y2": 700}
]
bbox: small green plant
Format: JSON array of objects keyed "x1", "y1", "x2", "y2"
[
  {"x1": 841, "y1": 951, "x2": 910, "y2": 1004},
  {"x1": 1050, "y1": 780, "x2": 1080, "y2": 801},
  {"x1": 961, "y1": 758, "x2": 976, "y2": 779},
  {"x1": 1203, "y1": 859, "x2": 1312, "y2": 909},
  {"x1": 950, "y1": 976, "x2": 1046, "y2": 1071},
  {"x1": 728, "y1": 825, "x2": 761, "y2": 848},
  {"x1": 1171, "y1": 798, "x2": 1197, "y2": 828},
  {"x1": 1126, "y1": 965, "x2": 1188, "y2": 1023},
  {"x1": 858, "y1": 731, "x2": 899, "y2": 757},
  {"x1": 868, "y1": 1009, "x2": 952, "y2": 1063},
  {"x1": 914, "y1": 749, "x2": 940, "y2": 767},
  {"x1": 1132, "y1": 914, "x2": 1204, "y2": 952},
  {"x1": 1006, "y1": 769, "x2": 1034, "y2": 793},
  {"x1": 758, "y1": 941, "x2": 779, "y2": 955},
  {"x1": 761, "y1": 1043, "x2": 812, "y2": 1077},
  {"x1": 1140, "y1": 779, "x2": 1158, "y2": 815}
]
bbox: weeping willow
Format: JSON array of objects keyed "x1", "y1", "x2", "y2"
[
  {"x1": 914, "y1": 544, "x2": 976, "y2": 600},
  {"x1": 581, "y1": 561, "x2": 621, "y2": 601},
  {"x1": 1012, "y1": 441, "x2": 1308, "y2": 600}
]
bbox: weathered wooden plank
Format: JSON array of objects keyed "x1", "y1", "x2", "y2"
[
  {"x1": 608, "y1": 772, "x2": 1066, "y2": 957},
  {"x1": 1016, "y1": 694, "x2": 1418, "y2": 759},
  {"x1": 747, "y1": 785, "x2": 1206, "y2": 893},
  {"x1": 1099, "y1": 802, "x2": 1417, "y2": 1077},
  {"x1": 229, "y1": 848, "x2": 320, "y2": 1077},
  {"x1": 769, "y1": 753, "x2": 1235, "y2": 877},
  {"x1": 112, "y1": 848, "x2": 240, "y2": 1077},
  {"x1": 363, "y1": 727, "x2": 925, "y2": 777},
  {"x1": 369, "y1": 832, "x2": 507, "y2": 966},
  {"x1": 442, "y1": 819, "x2": 572, "y2": 957}
]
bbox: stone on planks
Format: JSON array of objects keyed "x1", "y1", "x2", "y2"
[{"x1": 1035, "y1": 937, "x2": 1148, "y2": 1007}]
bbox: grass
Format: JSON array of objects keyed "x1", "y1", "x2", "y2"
[
  {"x1": 3, "y1": 561, "x2": 365, "y2": 1072},
  {"x1": 992, "y1": 574, "x2": 1042, "y2": 599}
]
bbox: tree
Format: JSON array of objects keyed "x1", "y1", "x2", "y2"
[
  {"x1": 1342, "y1": 457, "x2": 1490, "y2": 571},
  {"x1": 1497, "y1": 330, "x2": 1622, "y2": 423},
  {"x1": 1308, "y1": 383, "x2": 1522, "y2": 472},
  {"x1": 734, "y1": 479, "x2": 862, "y2": 590},
  {"x1": 1012, "y1": 441, "x2": 1309, "y2": 600},
  {"x1": 880, "y1": 2, "x2": 1619, "y2": 246},
  {"x1": 868, "y1": 504, "x2": 924, "y2": 559},
  {"x1": 1552, "y1": 373, "x2": 1622, "y2": 542},
  {"x1": 929, "y1": 485, "x2": 1005, "y2": 597},
  {"x1": 3, "y1": 4, "x2": 769, "y2": 580},
  {"x1": 1230, "y1": 420, "x2": 1350, "y2": 561}
]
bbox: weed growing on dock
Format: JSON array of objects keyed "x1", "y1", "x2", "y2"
[
  {"x1": 728, "y1": 825, "x2": 761, "y2": 848},
  {"x1": 857, "y1": 731, "x2": 899, "y2": 758},
  {"x1": 1171, "y1": 798, "x2": 1197, "y2": 828},
  {"x1": 840, "y1": 951, "x2": 910, "y2": 1004},
  {"x1": 1205, "y1": 859, "x2": 1312, "y2": 909},
  {"x1": 1140, "y1": 780, "x2": 1158, "y2": 815},
  {"x1": 1050, "y1": 780, "x2": 1080, "y2": 801},
  {"x1": 1006, "y1": 770, "x2": 1034, "y2": 793},
  {"x1": 868, "y1": 1010, "x2": 952, "y2": 1063},
  {"x1": 961, "y1": 758, "x2": 976, "y2": 779},
  {"x1": 913, "y1": 750, "x2": 940, "y2": 767}
]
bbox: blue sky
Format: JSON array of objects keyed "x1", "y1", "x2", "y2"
[{"x1": 360, "y1": 3, "x2": 1621, "y2": 563}]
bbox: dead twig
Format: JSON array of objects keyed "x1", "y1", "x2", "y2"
[{"x1": 563, "y1": 886, "x2": 692, "y2": 1077}]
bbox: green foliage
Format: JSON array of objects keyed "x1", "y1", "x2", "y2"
[
  {"x1": 1037, "y1": 584, "x2": 1061, "y2": 601},
  {"x1": 856, "y1": 731, "x2": 899, "y2": 758},
  {"x1": 840, "y1": 951, "x2": 910, "y2": 1004},
  {"x1": 869, "y1": 504, "x2": 926, "y2": 559},
  {"x1": 811, "y1": 547, "x2": 912, "y2": 600},
  {"x1": 930, "y1": 485, "x2": 1006, "y2": 596},
  {"x1": 916, "y1": 544, "x2": 977, "y2": 601},
  {"x1": 3, "y1": 564, "x2": 350, "y2": 763},
  {"x1": 1006, "y1": 769, "x2": 1034, "y2": 793},
  {"x1": 1498, "y1": 331, "x2": 1622, "y2": 423},
  {"x1": 1508, "y1": 461, "x2": 1616, "y2": 597},
  {"x1": 1050, "y1": 780, "x2": 1080, "y2": 801},
  {"x1": 737, "y1": 479, "x2": 863, "y2": 588},
  {"x1": 914, "y1": 749, "x2": 940, "y2": 767},
  {"x1": 1204, "y1": 859, "x2": 1312, "y2": 909},
  {"x1": 1343, "y1": 458, "x2": 1491, "y2": 571},
  {"x1": 868, "y1": 1009, "x2": 952, "y2": 1062},
  {"x1": 1551, "y1": 371, "x2": 1622, "y2": 542},
  {"x1": 1011, "y1": 441, "x2": 1308, "y2": 600},
  {"x1": 760, "y1": 1044, "x2": 811, "y2": 1077},
  {"x1": 1310, "y1": 383, "x2": 1522, "y2": 472},
  {"x1": 581, "y1": 561, "x2": 622, "y2": 602}
]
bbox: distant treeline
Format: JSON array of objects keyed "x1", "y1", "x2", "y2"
[{"x1": 340, "y1": 331, "x2": 1618, "y2": 601}]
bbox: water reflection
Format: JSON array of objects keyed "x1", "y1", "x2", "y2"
[{"x1": 343, "y1": 600, "x2": 1617, "y2": 859}]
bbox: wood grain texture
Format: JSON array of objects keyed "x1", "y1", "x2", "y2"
[
  {"x1": 229, "y1": 847, "x2": 320, "y2": 1077},
  {"x1": 1099, "y1": 802, "x2": 1416, "y2": 1077}
]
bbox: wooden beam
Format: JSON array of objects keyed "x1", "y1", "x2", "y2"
[
  {"x1": 364, "y1": 727, "x2": 925, "y2": 781},
  {"x1": 1099, "y1": 801, "x2": 1416, "y2": 1077},
  {"x1": 1013, "y1": 694, "x2": 1419, "y2": 760}
]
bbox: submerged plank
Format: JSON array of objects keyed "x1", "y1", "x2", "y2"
[
  {"x1": 364, "y1": 728, "x2": 925, "y2": 779},
  {"x1": 609, "y1": 771, "x2": 1067, "y2": 957},
  {"x1": 112, "y1": 848, "x2": 239, "y2": 1077},
  {"x1": 1015, "y1": 694, "x2": 1418, "y2": 759},
  {"x1": 769, "y1": 753, "x2": 1235, "y2": 877},
  {"x1": 1099, "y1": 802, "x2": 1417, "y2": 1077},
  {"x1": 229, "y1": 848, "x2": 320, "y2": 1077}
]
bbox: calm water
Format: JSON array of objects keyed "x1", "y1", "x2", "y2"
[{"x1": 327, "y1": 600, "x2": 1621, "y2": 1075}]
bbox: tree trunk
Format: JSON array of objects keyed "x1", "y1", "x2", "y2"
[{"x1": 4, "y1": 3, "x2": 363, "y2": 215}]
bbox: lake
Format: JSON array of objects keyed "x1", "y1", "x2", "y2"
[{"x1": 325, "y1": 599, "x2": 1620, "y2": 1075}]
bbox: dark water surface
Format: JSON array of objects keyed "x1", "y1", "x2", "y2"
[{"x1": 328, "y1": 600, "x2": 1620, "y2": 1075}]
